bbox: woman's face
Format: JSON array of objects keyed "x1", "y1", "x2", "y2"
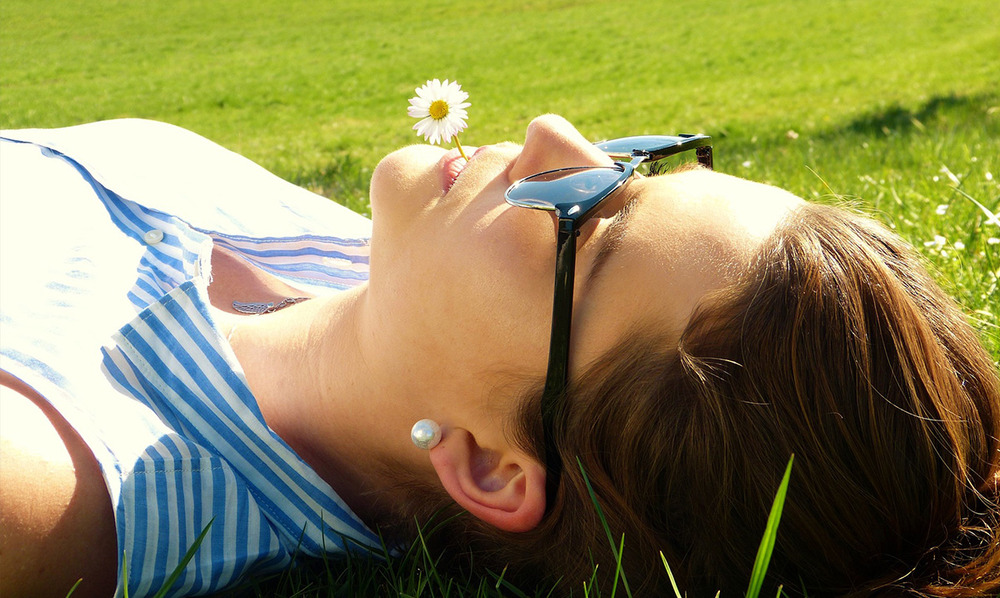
[{"x1": 367, "y1": 115, "x2": 801, "y2": 422}]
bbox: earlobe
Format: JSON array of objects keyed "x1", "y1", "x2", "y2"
[{"x1": 429, "y1": 428, "x2": 546, "y2": 533}]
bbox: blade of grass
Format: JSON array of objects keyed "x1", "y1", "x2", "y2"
[
  {"x1": 746, "y1": 455, "x2": 794, "y2": 598},
  {"x1": 122, "y1": 550, "x2": 129, "y2": 598},
  {"x1": 413, "y1": 516, "x2": 447, "y2": 595},
  {"x1": 64, "y1": 578, "x2": 83, "y2": 598},
  {"x1": 610, "y1": 533, "x2": 628, "y2": 598},
  {"x1": 577, "y1": 457, "x2": 633, "y2": 597},
  {"x1": 951, "y1": 185, "x2": 1000, "y2": 226},
  {"x1": 659, "y1": 552, "x2": 683, "y2": 598},
  {"x1": 150, "y1": 518, "x2": 214, "y2": 598},
  {"x1": 489, "y1": 566, "x2": 532, "y2": 598}
]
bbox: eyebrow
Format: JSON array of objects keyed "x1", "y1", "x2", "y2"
[{"x1": 583, "y1": 195, "x2": 638, "y2": 295}]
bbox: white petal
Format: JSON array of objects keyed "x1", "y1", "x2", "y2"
[
  {"x1": 446, "y1": 88, "x2": 468, "y2": 104},
  {"x1": 414, "y1": 117, "x2": 447, "y2": 144},
  {"x1": 427, "y1": 123, "x2": 446, "y2": 144},
  {"x1": 408, "y1": 104, "x2": 430, "y2": 118}
]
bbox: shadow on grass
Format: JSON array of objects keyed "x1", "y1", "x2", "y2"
[{"x1": 835, "y1": 92, "x2": 995, "y2": 138}]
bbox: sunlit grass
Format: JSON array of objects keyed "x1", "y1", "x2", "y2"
[{"x1": 2, "y1": 0, "x2": 998, "y2": 177}]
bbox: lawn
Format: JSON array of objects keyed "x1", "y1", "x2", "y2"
[{"x1": 2, "y1": 0, "x2": 998, "y2": 595}]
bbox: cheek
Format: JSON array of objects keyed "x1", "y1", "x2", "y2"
[
  {"x1": 434, "y1": 211, "x2": 557, "y2": 368},
  {"x1": 463, "y1": 207, "x2": 556, "y2": 302}
]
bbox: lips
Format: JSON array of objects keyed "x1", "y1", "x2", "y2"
[{"x1": 439, "y1": 146, "x2": 480, "y2": 193}]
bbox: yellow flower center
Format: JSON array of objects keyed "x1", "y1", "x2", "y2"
[{"x1": 429, "y1": 99, "x2": 449, "y2": 120}]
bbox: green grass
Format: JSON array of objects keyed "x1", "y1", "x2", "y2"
[
  {"x1": 2, "y1": 0, "x2": 998, "y2": 178},
  {"x1": 5, "y1": 0, "x2": 998, "y2": 595}
]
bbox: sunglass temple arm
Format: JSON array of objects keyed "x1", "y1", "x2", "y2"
[{"x1": 540, "y1": 218, "x2": 576, "y2": 493}]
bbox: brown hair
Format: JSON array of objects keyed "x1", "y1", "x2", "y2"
[{"x1": 400, "y1": 202, "x2": 1000, "y2": 596}]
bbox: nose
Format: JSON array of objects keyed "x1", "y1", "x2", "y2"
[{"x1": 508, "y1": 114, "x2": 614, "y2": 183}]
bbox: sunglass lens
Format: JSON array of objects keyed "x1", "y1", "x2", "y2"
[
  {"x1": 595, "y1": 135, "x2": 710, "y2": 161},
  {"x1": 595, "y1": 135, "x2": 686, "y2": 159},
  {"x1": 506, "y1": 167, "x2": 623, "y2": 211}
]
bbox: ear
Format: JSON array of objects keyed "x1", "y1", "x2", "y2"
[{"x1": 428, "y1": 427, "x2": 546, "y2": 532}]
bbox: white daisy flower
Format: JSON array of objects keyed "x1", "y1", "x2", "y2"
[{"x1": 407, "y1": 79, "x2": 470, "y2": 154}]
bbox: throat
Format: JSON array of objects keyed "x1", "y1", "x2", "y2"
[{"x1": 217, "y1": 289, "x2": 394, "y2": 526}]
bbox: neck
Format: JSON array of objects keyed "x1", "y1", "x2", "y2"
[{"x1": 215, "y1": 285, "x2": 431, "y2": 523}]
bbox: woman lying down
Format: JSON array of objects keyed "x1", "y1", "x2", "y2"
[{"x1": 1, "y1": 114, "x2": 997, "y2": 597}]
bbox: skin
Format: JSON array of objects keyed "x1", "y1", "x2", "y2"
[{"x1": 0, "y1": 114, "x2": 802, "y2": 590}]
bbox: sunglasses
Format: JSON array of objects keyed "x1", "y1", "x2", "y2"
[{"x1": 504, "y1": 134, "x2": 713, "y2": 500}]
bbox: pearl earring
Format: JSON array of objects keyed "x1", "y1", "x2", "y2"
[{"x1": 410, "y1": 419, "x2": 442, "y2": 450}]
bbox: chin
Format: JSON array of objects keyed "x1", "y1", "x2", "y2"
[{"x1": 370, "y1": 145, "x2": 447, "y2": 218}]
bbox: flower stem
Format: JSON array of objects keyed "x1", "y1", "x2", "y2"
[{"x1": 453, "y1": 135, "x2": 469, "y2": 161}]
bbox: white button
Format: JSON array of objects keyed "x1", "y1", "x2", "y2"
[{"x1": 143, "y1": 229, "x2": 164, "y2": 245}]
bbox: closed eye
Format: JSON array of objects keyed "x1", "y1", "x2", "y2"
[{"x1": 583, "y1": 196, "x2": 637, "y2": 295}]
